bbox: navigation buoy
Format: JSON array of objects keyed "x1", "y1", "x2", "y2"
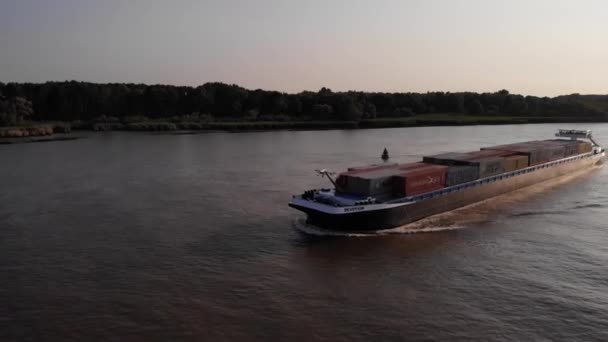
[{"x1": 381, "y1": 148, "x2": 389, "y2": 161}]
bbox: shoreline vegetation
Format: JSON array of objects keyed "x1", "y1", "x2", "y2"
[
  {"x1": 2, "y1": 81, "x2": 608, "y2": 139},
  {"x1": 1, "y1": 113, "x2": 606, "y2": 139}
]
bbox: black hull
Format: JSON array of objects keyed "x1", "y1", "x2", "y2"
[
  {"x1": 289, "y1": 203, "x2": 408, "y2": 231},
  {"x1": 291, "y1": 154, "x2": 602, "y2": 232}
]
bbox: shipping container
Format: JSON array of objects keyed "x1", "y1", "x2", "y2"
[
  {"x1": 445, "y1": 165, "x2": 479, "y2": 187},
  {"x1": 480, "y1": 142, "x2": 536, "y2": 151},
  {"x1": 576, "y1": 141, "x2": 592, "y2": 154},
  {"x1": 551, "y1": 139, "x2": 579, "y2": 156},
  {"x1": 542, "y1": 139, "x2": 579, "y2": 156},
  {"x1": 462, "y1": 149, "x2": 514, "y2": 160},
  {"x1": 397, "y1": 162, "x2": 433, "y2": 170},
  {"x1": 511, "y1": 140, "x2": 587, "y2": 160},
  {"x1": 347, "y1": 162, "x2": 398, "y2": 173},
  {"x1": 503, "y1": 154, "x2": 529, "y2": 172},
  {"x1": 422, "y1": 152, "x2": 471, "y2": 166},
  {"x1": 547, "y1": 144, "x2": 566, "y2": 161},
  {"x1": 481, "y1": 143, "x2": 563, "y2": 166},
  {"x1": 336, "y1": 174, "x2": 348, "y2": 189},
  {"x1": 338, "y1": 168, "x2": 400, "y2": 197},
  {"x1": 424, "y1": 150, "x2": 513, "y2": 166},
  {"x1": 424, "y1": 152, "x2": 507, "y2": 179},
  {"x1": 564, "y1": 145, "x2": 578, "y2": 156},
  {"x1": 476, "y1": 157, "x2": 505, "y2": 178},
  {"x1": 530, "y1": 143, "x2": 565, "y2": 162},
  {"x1": 339, "y1": 162, "x2": 450, "y2": 197},
  {"x1": 527, "y1": 150, "x2": 548, "y2": 165},
  {"x1": 393, "y1": 165, "x2": 447, "y2": 197}
]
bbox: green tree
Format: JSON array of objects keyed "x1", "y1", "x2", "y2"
[
  {"x1": 363, "y1": 102, "x2": 377, "y2": 118},
  {"x1": 335, "y1": 94, "x2": 363, "y2": 121},
  {"x1": 468, "y1": 99, "x2": 484, "y2": 115},
  {"x1": 0, "y1": 96, "x2": 34, "y2": 126},
  {"x1": 392, "y1": 107, "x2": 415, "y2": 117},
  {"x1": 312, "y1": 104, "x2": 333, "y2": 120}
]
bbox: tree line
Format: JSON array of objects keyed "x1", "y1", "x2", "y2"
[{"x1": 1, "y1": 81, "x2": 607, "y2": 126}]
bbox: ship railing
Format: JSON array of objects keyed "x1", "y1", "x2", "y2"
[
  {"x1": 556, "y1": 129, "x2": 592, "y2": 138},
  {"x1": 555, "y1": 129, "x2": 597, "y2": 143},
  {"x1": 387, "y1": 151, "x2": 596, "y2": 204}
]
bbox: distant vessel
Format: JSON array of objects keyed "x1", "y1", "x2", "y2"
[{"x1": 289, "y1": 129, "x2": 604, "y2": 232}]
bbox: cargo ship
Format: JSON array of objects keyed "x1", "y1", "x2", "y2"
[{"x1": 289, "y1": 130, "x2": 604, "y2": 232}]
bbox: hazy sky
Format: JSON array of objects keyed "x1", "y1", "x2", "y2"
[{"x1": 1, "y1": 0, "x2": 607, "y2": 96}]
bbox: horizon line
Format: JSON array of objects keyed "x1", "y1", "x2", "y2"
[{"x1": 2, "y1": 80, "x2": 607, "y2": 99}]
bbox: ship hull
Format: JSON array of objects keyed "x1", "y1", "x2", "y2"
[{"x1": 290, "y1": 153, "x2": 603, "y2": 232}]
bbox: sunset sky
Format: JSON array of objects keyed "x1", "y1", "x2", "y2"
[{"x1": 1, "y1": 0, "x2": 607, "y2": 96}]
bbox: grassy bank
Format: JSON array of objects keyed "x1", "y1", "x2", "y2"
[
  {"x1": 86, "y1": 114, "x2": 608, "y2": 132},
  {"x1": 358, "y1": 114, "x2": 607, "y2": 128},
  {"x1": 87, "y1": 120, "x2": 359, "y2": 132},
  {"x1": 2, "y1": 114, "x2": 606, "y2": 138},
  {"x1": 0, "y1": 123, "x2": 71, "y2": 138},
  {"x1": 0, "y1": 136, "x2": 79, "y2": 145}
]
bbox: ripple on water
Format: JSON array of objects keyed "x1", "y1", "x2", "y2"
[{"x1": 2, "y1": 127, "x2": 608, "y2": 341}]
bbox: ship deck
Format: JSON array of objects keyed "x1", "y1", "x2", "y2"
[
  {"x1": 290, "y1": 150, "x2": 604, "y2": 231},
  {"x1": 295, "y1": 150, "x2": 603, "y2": 211},
  {"x1": 387, "y1": 150, "x2": 599, "y2": 204}
]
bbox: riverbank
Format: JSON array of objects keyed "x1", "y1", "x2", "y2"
[
  {"x1": 1, "y1": 114, "x2": 606, "y2": 139},
  {"x1": 82, "y1": 114, "x2": 608, "y2": 132},
  {"x1": 358, "y1": 114, "x2": 607, "y2": 128},
  {"x1": 0, "y1": 123, "x2": 71, "y2": 138},
  {"x1": 0, "y1": 136, "x2": 80, "y2": 145}
]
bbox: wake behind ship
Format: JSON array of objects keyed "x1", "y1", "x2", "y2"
[{"x1": 289, "y1": 130, "x2": 604, "y2": 232}]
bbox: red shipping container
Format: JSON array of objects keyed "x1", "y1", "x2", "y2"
[{"x1": 393, "y1": 165, "x2": 448, "y2": 197}]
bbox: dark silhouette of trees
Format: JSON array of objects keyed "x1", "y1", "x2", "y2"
[
  {"x1": 312, "y1": 104, "x2": 334, "y2": 120},
  {"x1": 335, "y1": 94, "x2": 363, "y2": 121},
  {"x1": 0, "y1": 81, "x2": 606, "y2": 126},
  {"x1": 468, "y1": 99, "x2": 484, "y2": 115},
  {"x1": 363, "y1": 102, "x2": 377, "y2": 118},
  {"x1": 392, "y1": 107, "x2": 415, "y2": 117},
  {"x1": 0, "y1": 95, "x2": 33, "y2": 126}
]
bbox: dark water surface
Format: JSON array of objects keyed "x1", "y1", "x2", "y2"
[{"x1": 2, "y1": 124, "x2": 608, "y2": 341}]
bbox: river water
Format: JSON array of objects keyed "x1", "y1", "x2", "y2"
[{"x1": 1, "y1": 124, "x2": 608, "y2": 341}]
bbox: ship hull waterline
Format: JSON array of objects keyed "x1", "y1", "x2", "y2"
[{"x1": 290, "y1": 153, "x2": 603, "y2": 232}]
